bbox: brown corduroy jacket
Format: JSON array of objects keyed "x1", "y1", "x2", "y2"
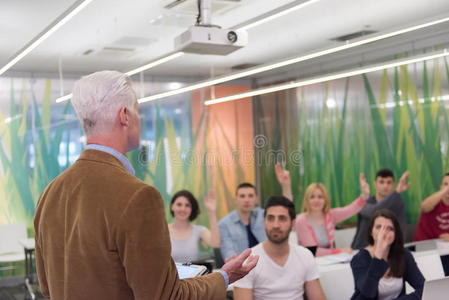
[{"x1": 34, "y1": 149, "x2": 226, "y2": 300}]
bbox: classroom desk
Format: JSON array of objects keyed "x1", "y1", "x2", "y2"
[
  {"x1": 18, "y1": 238, "x2": 36, "y2": 300},
  {"x1": 405, "y1": 239, "x2": 449, "y2": 275}
]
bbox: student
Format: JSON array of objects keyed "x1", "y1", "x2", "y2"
[
  {"x1": 219, "y1": 165, "x2": 292, "y2": 260},
  {"x1": 168, "y1": 190, "x2": 220, "y2": 263},
  {"x1": 414, "y1": 172, "x2": 449, "y2": 242},
  {"x1": 295, "y1": 174, "x2": 369, "y2": 256},
  {"x1": 352, "y1": 169, "x2": 410, "y2": 249},
  {"x1": 350, "y1": 209, "x2": 424, "y2": 300},
  {"x1": 234, "y1": 196, "x2": 326, "y2": 300}
]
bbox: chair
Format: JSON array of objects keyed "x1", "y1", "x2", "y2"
[
  {"x1": 320, "y1": 264, "x2": 355, "y2": 300},
  {"x1": 0, "y1": 223, "x2": 27, "y2": 267},
  {"x1": 334, "y1": 227, "x2": 356, "y2": 248}
]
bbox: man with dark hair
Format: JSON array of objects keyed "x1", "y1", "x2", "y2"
[
  {"x1": 351, "y1": 169, "x2": 410, "y2": 249},
  {"x1": 414, "y1": 173, "x2": 449, "y2": 241},
  {"x1": 234, "y1": 196, "x2": 325, "y2": 300},
  {"x1": 219, "y1": 165, "x2": 292, "y2": 259}
]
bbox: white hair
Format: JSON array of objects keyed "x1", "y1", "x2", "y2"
[{"x1": 71, "y1": 70, "x2": 137, "y2": 137}]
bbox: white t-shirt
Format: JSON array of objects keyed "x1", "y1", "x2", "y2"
[
  {"x1": 378, "y1": 277, "x2": 403, "y2": 300},
  {"x1": 234, "y1": 243, "x2": 319, "y2": 300}
]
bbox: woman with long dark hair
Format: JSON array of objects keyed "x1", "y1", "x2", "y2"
[{"x1": 350, "y1": 209, "x2": 424, "y2": 299}]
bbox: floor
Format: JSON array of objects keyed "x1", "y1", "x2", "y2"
[{"x1": 0, "y1": 279, "x2": 45, "y2": 300}]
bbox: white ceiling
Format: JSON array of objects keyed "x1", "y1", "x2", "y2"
[{"x1": 1, "y1": 0, "x2": 449, "y2": 81}]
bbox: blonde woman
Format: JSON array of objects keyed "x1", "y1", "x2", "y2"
[{"x1": 295, "y1": 175, "x2": 369, "y2": 256}]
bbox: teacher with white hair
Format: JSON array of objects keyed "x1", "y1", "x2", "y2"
[{"x1": 34, "y1": 70, "x2": 258, "y2": 300}]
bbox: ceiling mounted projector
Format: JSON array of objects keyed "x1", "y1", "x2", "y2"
[
  {"x1": 173, "y1": 0, "x2": 248, "y2": 55},
  {"x1": 175, "y1": 26, "x2": 248, "y2": 55}
]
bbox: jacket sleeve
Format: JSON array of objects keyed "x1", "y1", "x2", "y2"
[
  {"x1": 330, "y1": 197, "x2": 366, "y2": 224},
  {"x1": 396, "y1": 250, "x2": 425, "y2": 300},
  {"x1": 116, "y1": 185, "x2": 226, "y2": 300},
  {"x1": 351, "y1": 251, "x2": 389, "y2": 299},
  {"x1": 359, "y1": 192, "x2": 404, "y2": 218}
]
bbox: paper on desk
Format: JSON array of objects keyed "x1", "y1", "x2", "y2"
[
  {"x1": 316, "y1": 252, "x2": 354, "y2": 265},
  {"x1": 436, "y1": 240, "x2": 449, "y2": 255}
]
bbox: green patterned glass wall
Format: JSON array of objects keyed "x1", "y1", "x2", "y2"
[
  {"x1": 255, "y1": 58, "x2": 449, "y2": 225},
  {"x1": 0, "y1": 77, "x2": 195, "y2": 227}
]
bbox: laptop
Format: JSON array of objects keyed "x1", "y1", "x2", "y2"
[{"x1": 422, "y1": 276, "x2": 449, "y2": 300}]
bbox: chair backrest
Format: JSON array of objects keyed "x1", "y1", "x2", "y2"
[
  {"x1": 334, "y1": 227, "x2": 357, "y2": 248},
  {"x1": 0, "y1": 223, "x2": 27, "y2": 255},
  {"x1": 412, "y1": 250, "x2": 445, "y2": 280},
  {"x1": 320, "y1": 265, "x2": 354, "y2": 300}
]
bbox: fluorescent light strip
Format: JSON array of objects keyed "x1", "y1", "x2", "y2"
[
  {"x1": 56, "y1": 93, "x2": 73, "y2": 103},
  {"x1": 55, "y1": 51, "x2": 185, "y2": 102},
  {"x1": 236, "y1": 0, "x2": 320, "y2": 31},
  {"x1": 204, "y1": 51, "x2": 449, "y2": 105},
  {"x1": 57, "y1": 1, "x2": 317, "y2": 103},
  {"x1": 0, "y1": 0, "x2": 93, "y2": 76},
  {"x1": 125, "y1": 51, "x2": 185, "y2": 76},
  {"x1": 138, "y1": 15, "x2": 449, "y2": 104}
]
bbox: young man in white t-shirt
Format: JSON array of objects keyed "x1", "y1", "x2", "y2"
[{"x1": 234, "y1": 196, "x2": 325, "y2": 300}]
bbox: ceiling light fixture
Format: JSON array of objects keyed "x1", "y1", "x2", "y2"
[
  {"x1": 204, "y1": 50, "x2": 449, "y2": 105},
  {"x1": 55, "y1": 0, "x2": 319, "y2": 103},
  {"x1": 0, "y1": 0, "x2": 94, "y2": 76},
  {"x1": 234, "y1": 0, "x2": 320, "y2": 31},
  {"x1": 55, "y1": 51, "x2": 185, "y2": 103},
  {"x1": 138, "y1": 15, "x2": 449, "y2": 104},
  {"x1": 125, "y1": 51, "x2": 185, "y2": 76}
]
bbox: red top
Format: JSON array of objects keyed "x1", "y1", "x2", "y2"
[{"x1": 414, "y1": 201, "x2": 449, "y2": 241}]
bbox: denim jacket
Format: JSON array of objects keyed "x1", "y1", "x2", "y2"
[{"x1": 219, "y1": 207, "x2": 267, "y2": 260}]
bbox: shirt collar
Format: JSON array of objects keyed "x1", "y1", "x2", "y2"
[
  {"x1": 85, "y1": 144, "x2": 135, "y2": 176},
  {"x1": 230, "y1": 209, "x2": 258, "y2": 224}
]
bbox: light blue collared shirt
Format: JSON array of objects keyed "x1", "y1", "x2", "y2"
[
  {"x1": 85, "y1": 144, "x2": 135, "y2": 176},
  {"x1": 219, "y1": 207, "x2": 267, "y2": 260}
]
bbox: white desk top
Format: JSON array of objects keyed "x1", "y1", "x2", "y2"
[{"x1": 18, "y1": 238, "x2": 35, "y2": 250}]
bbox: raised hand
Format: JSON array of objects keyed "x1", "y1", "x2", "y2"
[
  {"x1": 373, "y1": 227, "x2": 393, "y2": 260},
  {"x1": 442, "y1": 184, "x2": 449, "y2": 196},
  {"x1": 439, "y1": 233, "x2": 449, "y2": 242},
  {"x1": 204, "y1": 190, "x2": 217, "y2": 214},
  {"x1": 275, "y1": 163, "x2": 291, "y2": 188},
  {"x1": 221, "y1": 248, "x2": 259, "y2": 284},
  {"x1": 359, "y1": 173, "x2": 370, "y2": 200},
  {"x1": 396, "y1": 171, "x2": 411, "y2": 193}
]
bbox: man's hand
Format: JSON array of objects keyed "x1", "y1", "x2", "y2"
[
  {"x1": 275, "y1": 163, "x2": 291, "y2": 188},
  {"x1": 441, "y1": 184, "x2": 449, "y2": 201},
  {"x1": 221, "y1": 249, "x2": 259, "y2": 284},
  {"x1": 439, "y1": 233, "x2": 449, "y2": 242},
  {"x1": 396, "y1": 171, "x2": 411, "y2": 193},
  {"x1": 359, "y1": 173, "x2": 370, "y2": 200}
]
